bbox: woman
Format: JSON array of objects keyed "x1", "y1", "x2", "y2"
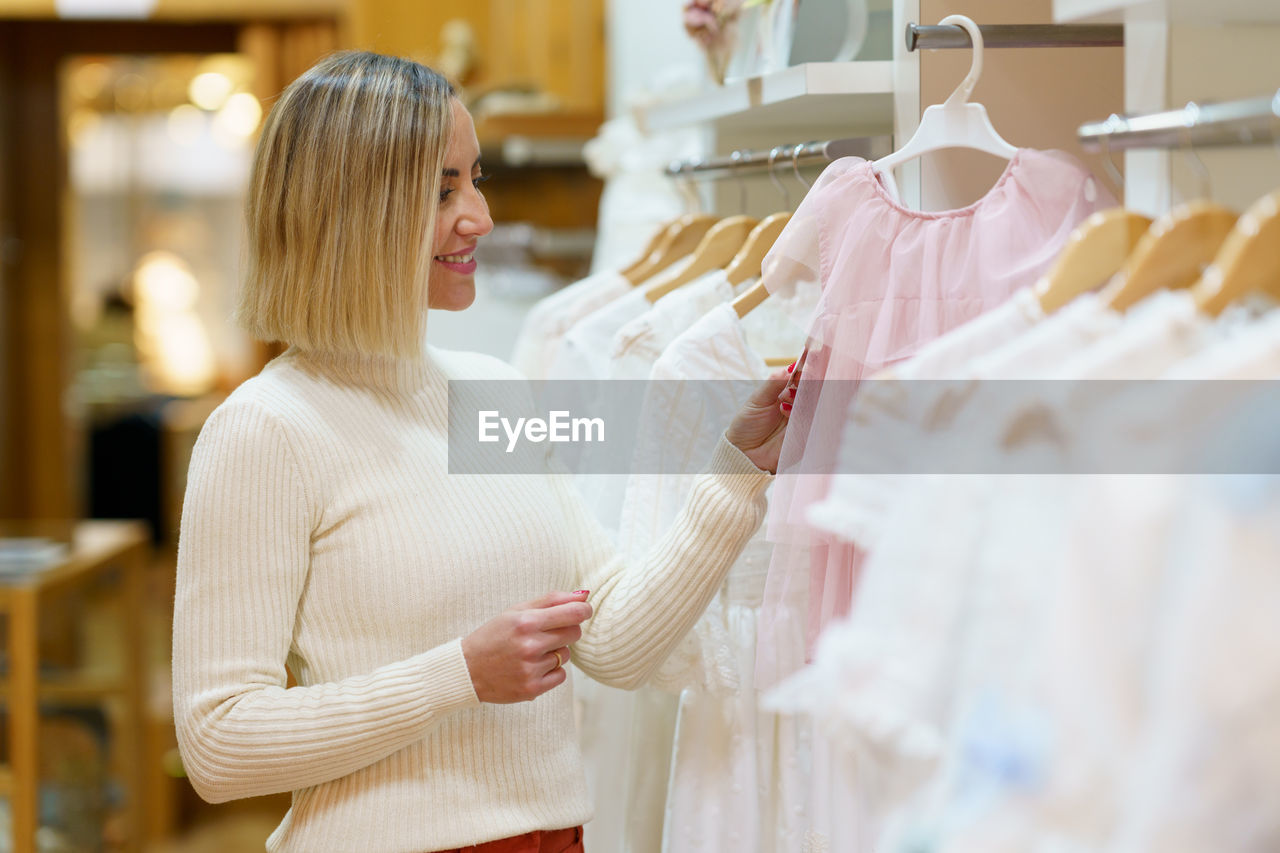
[{"x1": 172, "y1": 51, "x2": 793, "y2": 853}]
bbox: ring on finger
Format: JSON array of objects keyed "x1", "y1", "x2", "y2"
[{"x1": 553, "y1": 649, "x2": 566, "y2": 669}]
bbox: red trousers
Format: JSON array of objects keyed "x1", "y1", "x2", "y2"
[{"x1": 433, "y1": 825, "x2": 584, "y2": 853}]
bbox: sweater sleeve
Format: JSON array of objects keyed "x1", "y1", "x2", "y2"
[
  {"x1": 554, "y1": 434, "x2": 772, "y2": 689},
  {"x1": 172, "y1": 401, "x2": 479, "y2": 804}
]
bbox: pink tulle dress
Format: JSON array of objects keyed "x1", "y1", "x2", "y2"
[{"x1": 754, "y1": 149, "x2": 1113, "y2": 690}]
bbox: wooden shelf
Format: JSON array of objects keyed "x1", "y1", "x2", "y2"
[
  {"x1": 638, "y1": 61, "x2": 894, "y2": 135},
  {"x1": 40, "y1": 674, "x2": 125, "y2": 704},
  {"x1": 0, "y1": 673, "x2": 124, "y2": 704},
  {"x1": 474, "y1": 110, "x2": 605, "y2": 146},
  {"x1": 0, "y1": 520, "x2": 148, "y2": 597},
  {"x1": 0, "y1": 520, "x2": 148, "y2": 853},
  {"x1": 1054, "y1": 0, "x2": 1280, "y2": 24}
]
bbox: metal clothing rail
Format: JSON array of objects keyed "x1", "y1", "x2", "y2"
[
  {"x1": 1079, "y1": 93, "x2": 1280, "y2": 151},
  {"x1": 665, "y1": 135, "x2": 893, "y2": 179},
  {"x1": 905, "y1": 23, "x2": 1123, "y2": 51}
]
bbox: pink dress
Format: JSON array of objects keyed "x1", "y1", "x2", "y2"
[{"x1": 755, "y1": 149, "x2": 1112, "y2": 690}]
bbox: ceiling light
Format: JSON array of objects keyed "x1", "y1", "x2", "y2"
[
  {"x1": 188, "y1": 72, "x2": 234, "y2": 111},
  {"x1": 56, "y1": 0, "x2": 156, "y2": 18}
]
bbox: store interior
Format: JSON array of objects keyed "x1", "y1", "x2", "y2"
[{"x1": 1, "y1": 0, "x2": 1279, "y2": 850}]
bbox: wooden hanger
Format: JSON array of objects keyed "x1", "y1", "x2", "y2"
[
  {"x1": 618, "y1": 221, "x2": 678, "y2": 279},
  {"x1": 624, "y1": 213, "x2": 717, "y2": 285},
  {"x1": 622, "y1": 220, "x2": 680, "y2": 283},
  {"x1": 734, "y1": 281, "x2": 802, "y2": 365},
  {"x1": 725, "y1": 213, "x2": 791, "y2": 288},
  {"x1": 1100, "y1": 200, "x2": 1238, "y2": 312},
  {"x1": 1192, "y1": 189, "x2": 1280, "y2": 316},
  {"x1": 724, "y1": 214, "x2": 801, "y2": 363},
  {"x1": 1033, "y1": 209, "x2": 1153, "y2": 314},
  {"x1": 732, "y1": 279, "x2": 769, "y2": 318},
  {"x1": 642, "y1": 215, "x2": 758, "y2": 303}
]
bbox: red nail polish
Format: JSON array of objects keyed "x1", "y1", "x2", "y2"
[
  {"x1": 786, "y1": 361, "x2": 796, "y2": 373},
  {"x1": 574, "y1": 590, "x2": 589, "y2": 596},
  {"x1": 780, "y1": 402, "x2": 793, "y2": 412}
]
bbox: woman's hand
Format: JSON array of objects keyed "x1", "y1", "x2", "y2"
[
  {"x1": 725, "y1": 354, "x2": 803, "y2": 474},
  {"x1": 461, "y1": 590, "x2": 592, "y2": 703}
]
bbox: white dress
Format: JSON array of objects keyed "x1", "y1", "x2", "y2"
[
  {"x1": 1113, "y1": 306, "x2": 1280, "y2": 853},
  {"x1": 620, "y1": 300, "x2": 806, "y2": 853},
  {"x1": 551, "y1": 285, "x2": 654, "y2": 381},
  {"x1": 579, "y1": 280, "x2": 755, "y2": 853},
  {"x1": 1109, "y1": 437, "x2": 1280, "y2": 853},
  {"x1": 1164, "y1": 303, "x2": 1280, "y2": 380},
  {"x1": 934, "y1": 296, "x2": 1279, "y2": 852},
  {"x1": 876, "y1": 296, "x2": 1139, "y2": 852},
  {"x1": 608, "y1": 270, "x2": 736, "y2": 379},
  {"x1": 623, "y1": 302, "x2": 773, "y2": 853},
  {"x1": 545, "y1": 278, "x2": 667, "y2": 853},
  {"x1": 510, "y1": 270, "x2": 632, "y2": 380},
  {"x1": 613, "y1": 293, "x2": 814, "y2": 853}
]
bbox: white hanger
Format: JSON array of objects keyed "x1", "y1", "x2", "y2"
[{"x1": 872, "y1": 14, "x2": 1017, "y2": 202}]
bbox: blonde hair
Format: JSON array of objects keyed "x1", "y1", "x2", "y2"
[{"x1": 238, "y1": 51, "x2": 455, "y2": 358}]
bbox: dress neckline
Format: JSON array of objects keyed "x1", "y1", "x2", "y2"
[{"x1": 858, "y1": 149, "x2": 1026, "y2": 222}]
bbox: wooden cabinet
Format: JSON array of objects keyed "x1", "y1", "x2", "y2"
[
  {"x1": 0, "y1": 520, "x2": 148, "y2": 853},
  {"x1": 347, "y1": 0, "x2": 606, "y2": 117}
]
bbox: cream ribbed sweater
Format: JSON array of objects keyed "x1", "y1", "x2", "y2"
[{"x1": 172, "y1": 344, "x2": 771, "y2": 852}]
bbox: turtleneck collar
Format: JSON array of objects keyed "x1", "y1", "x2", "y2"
[{"x1": 284, "y1": 344, "x2": 445, "y2": 393}]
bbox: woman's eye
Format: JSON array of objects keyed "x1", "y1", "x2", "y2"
[
  {"x1": 438, "y1": 187, "x2": 455, "y2": 203},
  {"x1": 473, "y1": 174, "x2": 491, "y2": 190}
]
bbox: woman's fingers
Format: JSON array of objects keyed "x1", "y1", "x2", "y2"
[
  {"x1": 520, "y1": 589, "x2": 590, "y2": 611},
  {"x1": 746, "y1": 368, "x2": 791, "y2": 408},
  {"x1": 535, "y1": 600, "x2": 593, "y2": 631},
  {"x1": 462, "y1": 593, "x2": 592, "y2": 703},
  {"x1": 538, "y1": 663, "x2": 569, "y2": 691},
  {"x1": 543, "y1": 646, "x2": 572, "y2": 674},
  {"x1": 542, "y1": 624, "x2": 584, "y2": 648}
]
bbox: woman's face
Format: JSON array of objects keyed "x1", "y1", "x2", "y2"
[{"x1": 428, "y1": 98, "x2": 493, "y2": 311}]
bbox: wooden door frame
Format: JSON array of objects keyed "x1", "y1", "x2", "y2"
[{"x1": 0, "y1": 20, "x2": 246, "y2": 520}]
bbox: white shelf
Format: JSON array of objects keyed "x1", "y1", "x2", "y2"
[
  {"x1": 1055, "y1": 0, "x2": 1280, "y2": 24},
  {"x1": 638, "y1": 61, "x2": 894, "y2": 135}
]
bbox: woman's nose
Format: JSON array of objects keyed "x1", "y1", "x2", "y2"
[{"x1": 459, "y1": 190, "x2": 494, "y2": 238}]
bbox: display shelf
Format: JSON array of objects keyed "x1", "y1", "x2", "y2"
[
  {"x1": 0, "y1": 521, "x2": 145, "y2": 597},
  {"x1": 474, "y1": 110, "x2": 605, "y2": 145},
  {"x1": 37, "y1": 673, "x2": 126, "y2": 704},
  {"x1": 0, "y1": 673, "x2": 124, "y2": 704},
  {"x1": 638, "y1": 61, "x2": 895, "y2": 134},
  {"x1": 0, "y1": 520, "x2": 147, "y2": 853},
  {"x1": 1054, "y1": 0, "x2": 1280, "y2": 24}
]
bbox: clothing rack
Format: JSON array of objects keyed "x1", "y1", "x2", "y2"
[
  {"x1": 1078, "y1": 92, "x2": 1280, "y2": 151},
  {"x1": 905, "y1": 23, "x2": 1123, "y2": 51},
  {"x1": 664, "y1": 135, "x2": 893, "y2": 180}
]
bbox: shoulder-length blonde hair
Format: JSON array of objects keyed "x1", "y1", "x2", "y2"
[{"x1": 238, "y1": 51, "x2": 455, "y2": 358}]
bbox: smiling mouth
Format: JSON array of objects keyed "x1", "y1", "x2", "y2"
[{"x1": 434, "y1": 253, "x2": 475, "y2": 264}]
